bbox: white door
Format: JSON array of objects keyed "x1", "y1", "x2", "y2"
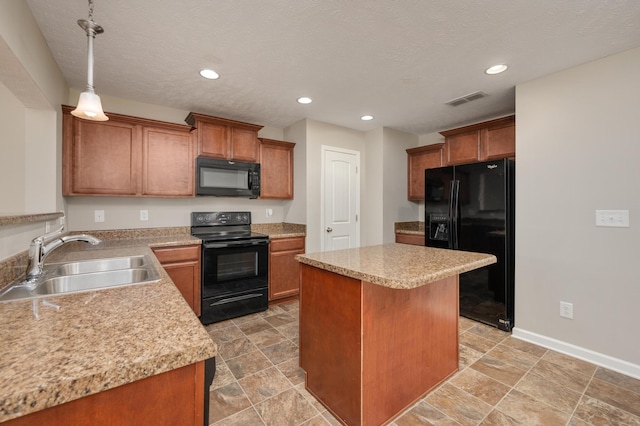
[{"x1": 322, "y1": 146, "x2": 360, "y2": 251}]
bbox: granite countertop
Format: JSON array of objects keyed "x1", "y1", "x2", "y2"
[
  {"x1": 0, "y1": 234, "x2": 216, "y2": 422},
  {"x1": 394, "y1": 221, "x2": 425, "y2": 235},
  {"x1": 296, "y1": 243, "x2": 496, "y2": 290},
  {"x1": 252, "y1": 223, "x2": 306, "y2": 239}
]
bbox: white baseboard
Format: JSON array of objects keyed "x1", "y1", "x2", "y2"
[{"x1": 512, "y1": 327, "x2": 640, "y2": 380}]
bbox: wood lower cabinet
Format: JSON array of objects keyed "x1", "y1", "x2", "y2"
[
  {"x1": 441, "y1": 115, "x2": 515, "y2": 165},
  {"x1": 406, "y1": 144, "x2": 444, "y2": 201},
  {"x1": 4, "y1": 361, "x2": 205, "y2": 426},
  {"x1": 259, "y1": 138, "x2": 295, "y2": 199},
  {"x1": 153, "y1": 245, "x2": 201, "y2": 316},
  {"x1": 395, "y1": 233, "x2": 425, "y2": 246},
  {"x1": 269, "y1": 237, "x2": 305, "y2": 302},
  {"x1": 185, "y1": 112, "x2": 263, "y2": 162},
  {"x1": 62, "y1": 105, "x2": 194, "y2": 197}
]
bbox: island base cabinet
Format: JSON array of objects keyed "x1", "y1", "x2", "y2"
[
  {"x1": 4, "y1": 362, "x2": 205, "y2": 426},
  {"x1": 300, "y1": 265, "x2": 459, "y2": 426}
]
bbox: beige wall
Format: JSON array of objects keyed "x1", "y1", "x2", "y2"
[
  {"x1": 0, "y1": 81, "x2": 26, "y2": 212},
  {"x1": 363, "y1": 128, "x2": 384, "y2": 245},
  {"x1": 514, "y1": 46, "x2": 640, "y2": 374}
]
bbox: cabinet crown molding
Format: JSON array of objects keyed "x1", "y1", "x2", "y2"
[
  {"x1": 185, "y1": 112, "x2": 263, "y2": 132},
  {"x1": 439, "y1": 115, "x2": 515, "y2": 137},
  {"x1": 406, "y1": 143, "x2": 444, "y2": 155},
  {"x1": 62, "y1": 105, "x2": 192, "y2": 132}
]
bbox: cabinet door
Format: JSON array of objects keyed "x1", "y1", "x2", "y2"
[
  {"x1": 230, "y1": 127, "x2": 259, "y2": 162},
  {"x1": 198, "y1": 121, "x2": 229, "y2": 159},
  {"x1": 480, "y1": 121, "x2": 515, "y2": 160},
  {"x1": 269, "y1": 237, "x2": 305, "y2": 301},
  {"x1": 395, "y1": 233, "x2": 425, "y2": 245},
  {"x1": 153, "y1": 245, "x2": 201, "y2": 316},
  {"x1": 260, "y1": 139, "x2": 295, "y2": 199},
  {"x1": 443, "y1": 131, "x2": 480, "y2": 165},
  {"x1": 64, "y1": 116, "x2": 141, "y2": 196},
  {"x1": 142, "y1": 127, "x2": 194, "y2": 196},
  {"x1": 406, "y1": 144, "x2": 443, "y2": 201}
]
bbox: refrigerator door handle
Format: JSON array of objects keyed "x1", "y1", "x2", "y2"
[{"x1": 451, "y1": 180, "x2": 460, "y2": 249}]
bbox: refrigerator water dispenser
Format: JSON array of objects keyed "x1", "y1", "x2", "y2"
[{"x1": 429, "y1": 213, "x2": 449, "y2": 241}]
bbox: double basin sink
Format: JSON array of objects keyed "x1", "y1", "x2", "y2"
[{"x1": 0, "y1": 255, "x2": 161, "y2": 303}]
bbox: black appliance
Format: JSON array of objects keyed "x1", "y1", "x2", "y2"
[
  {"x1": 196, "y1": 157, "x2": 261, "y2": 198},
  {"x1": 425, "y1": 159, "x2": 515, "y2": 331},
  {"x1": 191, "y1": 211, "x2": 269, "y2": 324}
]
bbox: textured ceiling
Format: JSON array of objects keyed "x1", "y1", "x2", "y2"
[{"x1": 25, "y1": 0, "x2": 640, "y2": 135}]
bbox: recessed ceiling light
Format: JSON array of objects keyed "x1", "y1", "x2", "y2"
[
  {"x1": 297, "y1": 97, "x2": 313, "y2": 104},
  {"x1": 485, "y1": 64, "x2": 508, "y2": 75},
  {"x1": 199, "y1": 69, "x2": 219, "y2": 79},
  {"x1": 361, "y1": 115, "x2": 374, "y2": 121}
]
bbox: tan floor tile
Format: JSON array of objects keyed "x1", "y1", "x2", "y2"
[
  {"x1": 277, "y1": 357, "x2": 306, "y2": 386},
  {"x1": 246, "y1": 327, "x2": 288, "y2": 348},
  {"x1": 254, "y1": 388, "x2": 319, "y2": 426},
  {"x1": 279, "y1": 300, "x2": 299, "y2": 311},
  {"x1": 449, "y1": 368, "x2": 511, "y2": 405},
  {"x1": 226, "y1": 350, "x2": 274, "y2": 380},
  {"x1": 212, "y1": 407, "x2": 265, "y2": 426},
  {"x1": 515, "y1": 370, "x2": 582, "y2": 414},
  {"x1": 425, "y1": 383, "x2": 493, "y2": 426},
  {"x1": 573, "y1": 395, "x2": 640, "y2": 425},
  {"x1": 470, "y1": 355, "x2": 528, "y2": 387},
  {"x1": 296, "y1": 382, "x2": 328, "y2": 413},
  {"x1": 264, "y1": 312, "x2": 296, "y2": 327},
  {"x1": 487, "y1": 344, "x2": 541, "y2": 370},
  {"x1": 208, "y1": 324, "x2": 245, "y2": 344},
  {"x1": 394, "y1": 400, "x2": 461, "y2": 425},
  {"x1": 205, "y1": 318, "x2": 235, "y2": 332},
  {"x1": 468, "y1": 324, "x2": 510, "y2": 344},
  {"x1": 542, "y1": 350, "x2": 598, "y2": 378},
  {"x1": 217, "y1": 335, "x2": 258, "y2": 360},
  {"x1": 211, "y1": 358, "x2": 236, "y2": 390},
  {"x1": 594, "y1": 367, "x2": 640, "y2": 394},
  {"x1": 500, "y1": 337, "x2": 547, "y2": 358},
  {"x1": 237, "y1": 366, "x2": 293, "y2": 404},
  {"x1": 321, "y1": 409, "x2": 343, "y2": 426},
  {"x1": 459, "y1": 344, "x2": 484, "y2": 369},
  {"x1": 276, "y1": 321, "x2": 299, "y2": 340},
  {"x1": 261, "y1": 339, "x2": 299, "y2": 365},
  {"x1": 236, "y1": 318, "x2": 275, "y2": 335},
  {"x1": 494, "y1": 390, "x2": 570, "y2": 425},
  {"x1": 585, "y1": 377, "x2": 640, "y2": 417},
  {"x1": 479, "y1": 409, "x2": 522, "y2": 425},
  {"x1": 460, "y1": 331, "x2": 499, "y2": 354},
  {"x1": 301, "y1": 414, "x2": 333, "y2": 426},
  {"x1": 208, "y1": 382, "x2": 252, "y2": 424},
  {"x1": 528, "y1": 359, "x2": 592, "y2": 394},
  {"x1": 567, "y1": 415, "x2": 591, "y2": 426}
]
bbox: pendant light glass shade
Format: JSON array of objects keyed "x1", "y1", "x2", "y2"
[
  {"x1": 71, "y1": 1, "x2": 108, "y2": 121},
  {"x1": 71, "y1": 91, "x2": 108, "y2": 121}
]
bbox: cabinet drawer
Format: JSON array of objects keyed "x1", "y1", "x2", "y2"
[
  {"x1": 153, "y1": 245, "x2": 200, "y2": 263},
  {"x1": 270, "y1": 237, "x2": 305, "y2": 252}
]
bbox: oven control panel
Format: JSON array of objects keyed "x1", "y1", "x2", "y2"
[{"x1": 192, "y1": 211, "x2": 251, "y2": 226}]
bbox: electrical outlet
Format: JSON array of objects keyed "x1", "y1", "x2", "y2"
[
  {"x1": 560, "y1": 301, "x2": 573, "y2": 319},
  {"x1": 140, "y1": 210, "x2": 149, "y2": 221},
  {"x1": 94, "y1": 210, "x2": 105, "y2": 223},
  {"x1": 266, "y1": 208, "x2": 273, "y2": 217},
  {"x1": 595, "y1": 210, "x2": 629, "y2": 227}
]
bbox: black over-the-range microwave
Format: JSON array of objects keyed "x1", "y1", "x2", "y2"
[{"x1": 195, "y1": 157, "x2": 261, "y2": 198}]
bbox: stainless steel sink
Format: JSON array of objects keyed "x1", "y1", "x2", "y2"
[
  {"x1": 33, "y1": 268, "x2": 154, "y2": 296},
  {"x1": 47, "y1": 256, "x2": 146, "y2": 276},
  {"x1": 0, "y1": 255, "x2": 161, "y2": 303}
]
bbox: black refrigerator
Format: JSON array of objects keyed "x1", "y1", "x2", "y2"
[{"x1": 425, "y1": 158, "x2": 515, "y2": 331}]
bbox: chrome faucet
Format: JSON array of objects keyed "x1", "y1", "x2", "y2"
[{"x1": 25, "y1": 227, "x2": 101, "y2": 282}]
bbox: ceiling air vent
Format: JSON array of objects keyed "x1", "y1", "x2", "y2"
[{"x1": 445, "y1": 91, "x2": 487, "y2": 106}]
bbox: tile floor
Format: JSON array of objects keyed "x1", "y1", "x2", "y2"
[{"x1": 205, "y1": 301, "x2": 640, "y2": 425}]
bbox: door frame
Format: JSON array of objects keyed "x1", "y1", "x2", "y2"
[{"x1": 320, "y1": 145, "x2": 361, "y2": 252}]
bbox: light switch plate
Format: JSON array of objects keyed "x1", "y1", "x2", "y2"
[
  {"x1": 595, "y1": 210, "x2": 629, "y2": 227},
  {"x1": 140, "y1": 210, "x2": 149, "y2": 221}
]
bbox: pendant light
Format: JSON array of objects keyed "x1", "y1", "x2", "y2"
[{"x1": 71, "y1": 0, "x2": 108, "y2": 121}]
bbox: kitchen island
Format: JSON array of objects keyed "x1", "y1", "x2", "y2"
[
  {"x1": 296, "y1": 244, "x2": 496, "y2": 426},
  {"x1": 0, "y1": 234, "x2": 216, "y2": 425}
]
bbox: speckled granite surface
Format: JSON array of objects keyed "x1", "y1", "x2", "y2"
[
  {"x1": 296, "y1": 243, "x2": 495, "y2": 289},
  {"x1": 0, "y1": 212, "x2": 64, "y2": 227},
  {"x1": 394, "y1": 221, "x2": 426, "y2": 235},
  {"x1": 0, "y1": 238, "x2": 215, "y2": 422},
  {"x1": 252, "y1": 223, "x2": 306, "y2": 238}
]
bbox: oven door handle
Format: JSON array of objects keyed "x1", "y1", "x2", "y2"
[
  {"x1": 203, "y1": 240, "x2": 268, "y2": 249},
  {"x1": 210, "y1": 293, "x2": 265, "y2": 306}
]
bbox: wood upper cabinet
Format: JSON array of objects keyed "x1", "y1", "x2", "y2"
[
  {"x1": 259, "y1": 138, "x2": 295, "y2": 199},
  {"x1": 440, "y1": 115, "x2": 515, "y2": 165},
  {"x1": 406, "y1": 144, "x2": 444, "y2": 201},
  {"x1": 62, "y1": 105, "x2": 195, "y2": 197},
  {"x1": 153, "y1": 245, "x2": 201, "y2": 316},
  {"x1": 269, "y1": 237, "x2": 305, "y2": 302},
  {"x1": 185, "y1": 112, "x2": 263, "y2": 162}
]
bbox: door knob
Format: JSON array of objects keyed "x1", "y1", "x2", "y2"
[{"x1": 326, "y1": 227, "x2": 333, "y2": 233}]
